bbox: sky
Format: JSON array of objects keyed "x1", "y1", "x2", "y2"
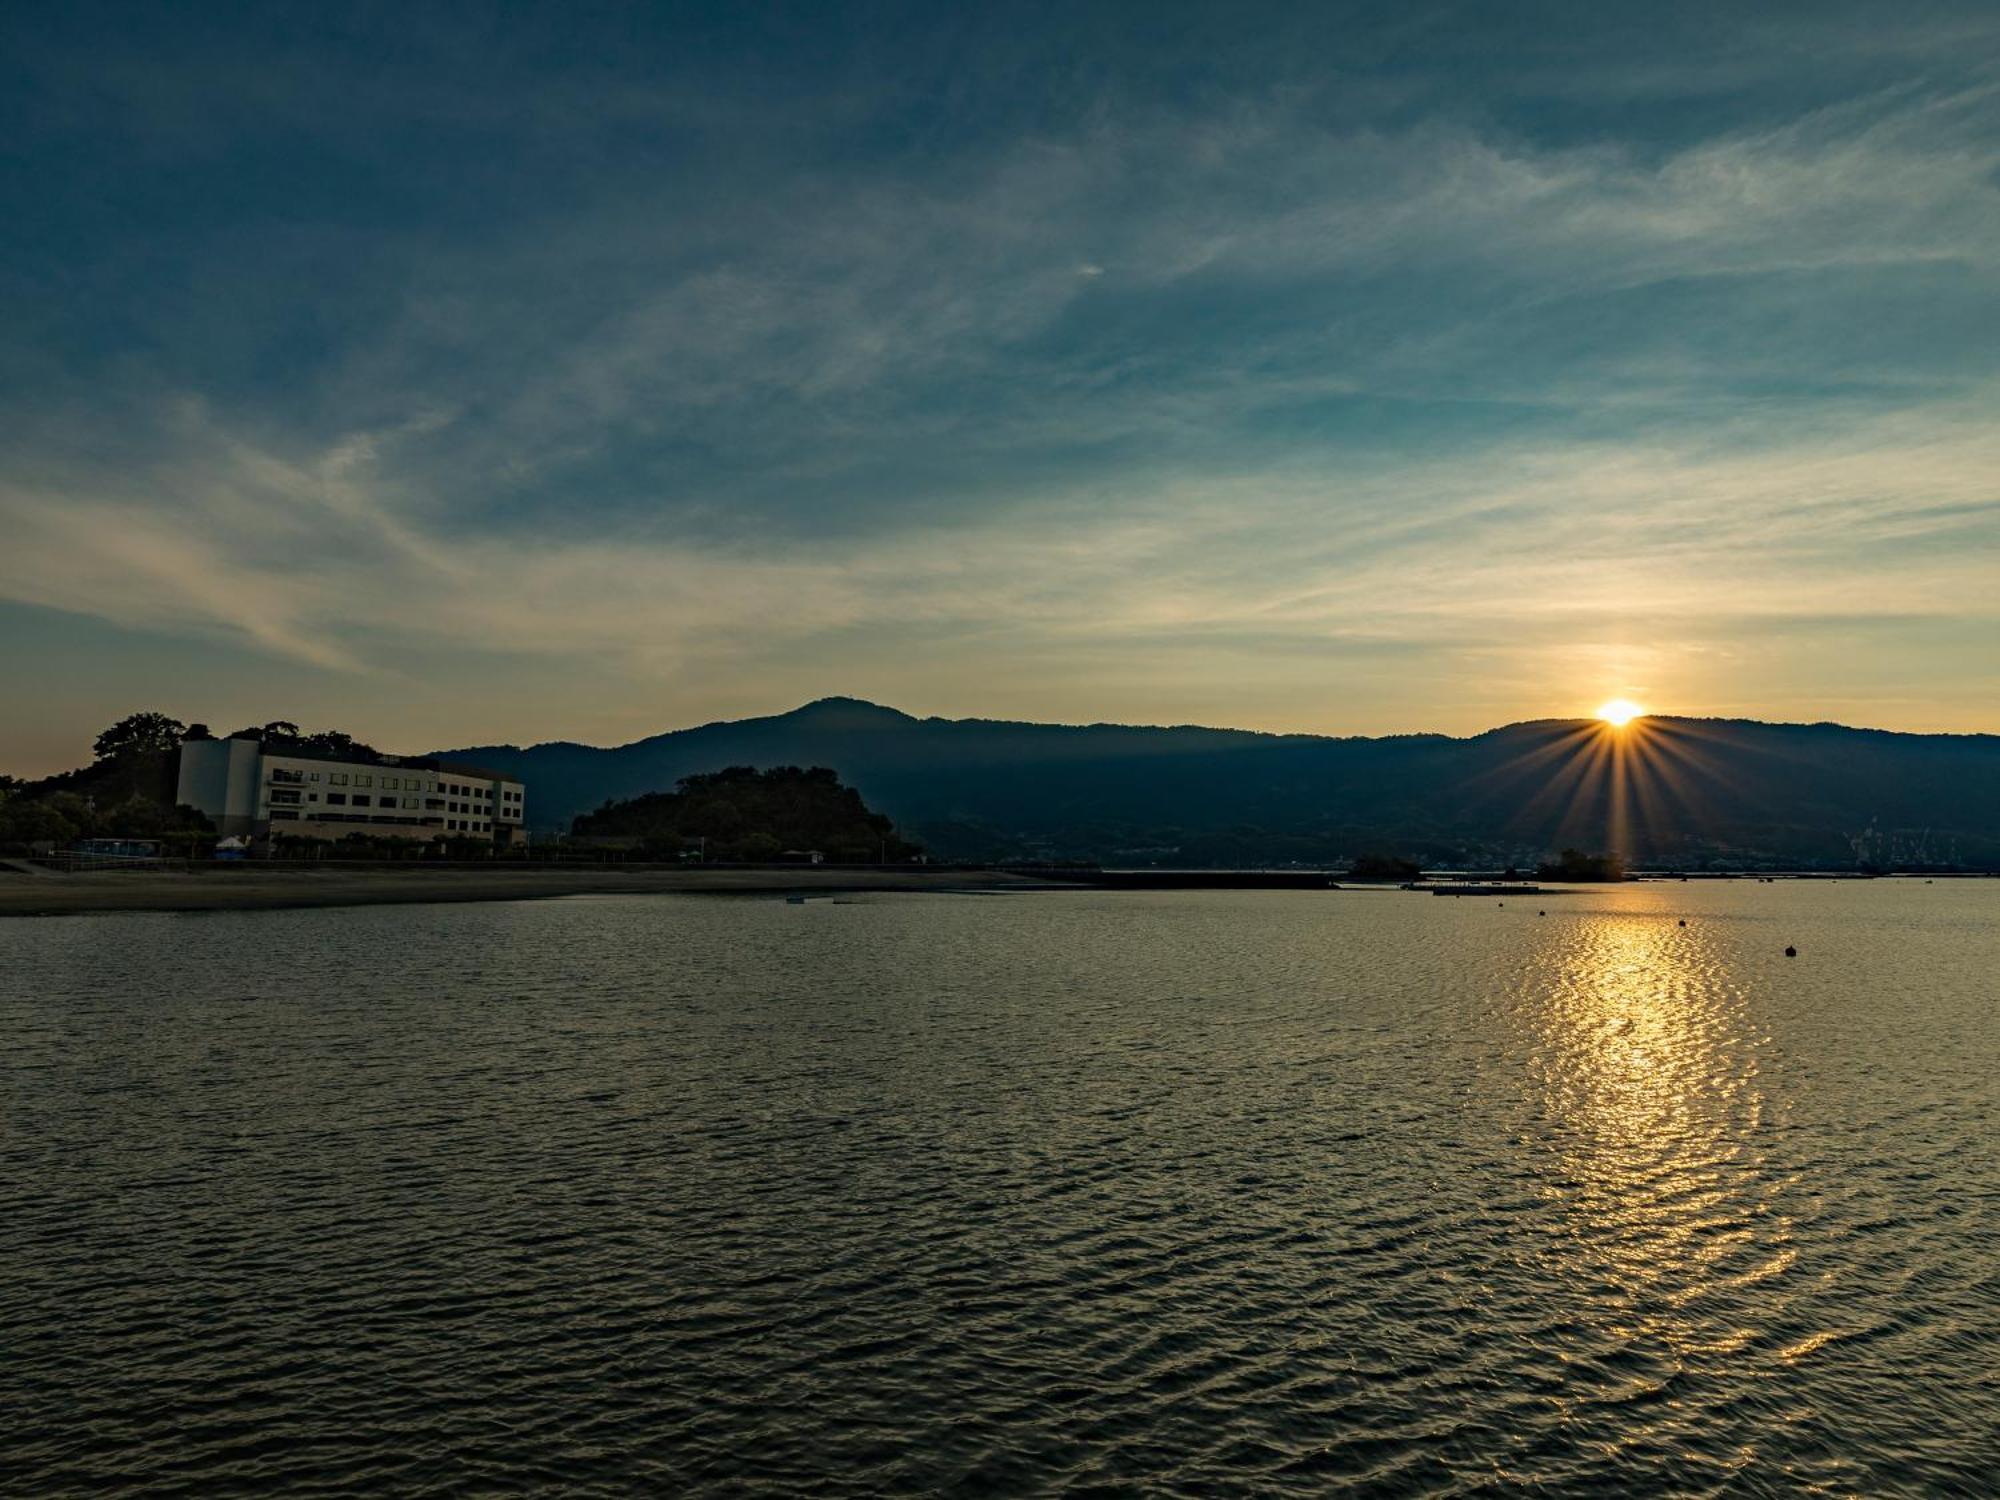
[{"x1": 3, "y1": 1, "x2": 1998, "y2": 774}]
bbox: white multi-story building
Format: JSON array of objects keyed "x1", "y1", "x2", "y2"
[{"x1": 176, "y1": 737, "x2": 526, "y2": 847}]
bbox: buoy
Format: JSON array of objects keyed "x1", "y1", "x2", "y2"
[
  {"x1": 1538, "y1": 910, "x2": 1545, "y2": 916},
  {"x1": 1678, "y1": 919, "x2": 1686, "y2": 927},
  {"x1": 1784, "y1": 945, "x2": 1797, "y2": 957}
]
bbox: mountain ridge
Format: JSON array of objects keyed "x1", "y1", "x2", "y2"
[
  {"x1": 434, "y1": 698, "x2": 2000, "y2": 868},
  {"x1": 461, "y1": 696, "x2": 1997, "y2": 758}
]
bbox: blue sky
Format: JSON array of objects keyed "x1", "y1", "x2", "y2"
[{"x1": 3, "y1": 2, "x2": 1997, "y2": 771}]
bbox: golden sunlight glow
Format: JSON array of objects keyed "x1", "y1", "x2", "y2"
[
  {"x1": 1531, "y1": 900, "x2": 1780, "y2": 1362},
  {"x1": 1595, "y1": 698, "x2": 1645, "y2": 727}
]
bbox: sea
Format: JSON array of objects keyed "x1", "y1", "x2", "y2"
[{"x1": 3, "y1": 880, "x2": 1996, "y2": 1496}]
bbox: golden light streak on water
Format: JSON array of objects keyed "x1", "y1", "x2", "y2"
[{"x1": 1524, "y1": 914, "x2": 1793, "y2": 1383}]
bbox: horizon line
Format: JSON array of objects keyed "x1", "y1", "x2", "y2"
[{"x1": 429, "y1": 696, "x2": 2000, "y2": 758}]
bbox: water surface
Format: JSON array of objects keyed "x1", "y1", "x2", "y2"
[{"x1": 3, "y1": 882, "x2": 1996, "y2": 1494}]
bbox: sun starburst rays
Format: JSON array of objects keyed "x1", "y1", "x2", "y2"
[{"x1": 1463, "y1": 714, "x2": 1744, "y2": 866}]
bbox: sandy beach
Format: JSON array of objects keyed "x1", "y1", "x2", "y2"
[{"x1": 0, "y1": 865, "x2": 1056, "y2": 918}]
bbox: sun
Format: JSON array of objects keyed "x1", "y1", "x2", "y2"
[{"x1": 1595, "y1": 698, "x2": 1645, "y2": 727}]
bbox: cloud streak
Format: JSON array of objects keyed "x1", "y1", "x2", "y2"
[{"x1": 1, "y1": 3, "x2": 1997, "y2": 756}]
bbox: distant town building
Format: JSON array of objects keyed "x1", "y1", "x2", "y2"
[{"x1": 176, "y1": 738, "x2": 526, "y2": 847}]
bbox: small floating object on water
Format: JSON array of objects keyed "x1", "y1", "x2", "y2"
[
  {"x1": 1678, "y1": 919, "x2": 1686, "y2": 927},
  {"x1": 1538, "y1": 910, "x2": 1545, "y2": 916},
  {"x1": 1784, "y1": 945, "x2": 1797, "y2": 957}
]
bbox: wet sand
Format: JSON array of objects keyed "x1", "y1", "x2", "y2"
[{"x1": 0, "y1": 866, "x2": 1056, "y2": 917}]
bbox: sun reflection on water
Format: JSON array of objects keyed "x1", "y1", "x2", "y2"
[{"x1": 1523, "y1": 902, "x2": 1793, "y2": 1378}]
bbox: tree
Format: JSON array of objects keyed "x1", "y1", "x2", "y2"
[
  {"x1": 44, "y1": 791, "x2": 100, "y2": 836},
  {"x1": 93, "y1": 712, "x2": 187, "y2": 763},
  {"x1": 571, "y1": 765, "x2": 923, "y2": 862},
  {"x1": 295, "y1": 729, "x2": 379, "y2": 759},
  {"x1": 0, "y1": 799, "x2": 78, "y2": 846},
  {"x1": 219, "y1": 723, "x2": 381, "y2": 760},
  {"x1": 101, "y1": 795, "x2": 209, "y2": 838},
  {"x1": 738, "y1": 831, "x2": 783, "y2": 861},
  {"x1": 227, "y1": 721, "x2": 301, "y2": 742}
]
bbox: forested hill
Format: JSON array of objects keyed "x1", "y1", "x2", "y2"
[
  {"x1": 573, "y1": 765, "x2": 921, "y2": 862},
  {"x1": 438, "y1": 697, "x2": 2000, "y2": 868}
]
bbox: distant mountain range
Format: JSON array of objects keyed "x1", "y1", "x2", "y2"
[{"x1": 437, "y1": 697, "x2": 2000, "y2": 868}]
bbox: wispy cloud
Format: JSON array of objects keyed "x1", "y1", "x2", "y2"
[
  {"x1": 3, "y1": 386, "x2": 1992, "y2": 722},
  {"x1": 2, "y1": 4, "x2": 1997, "y2": 752}
]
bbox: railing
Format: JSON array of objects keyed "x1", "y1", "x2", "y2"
[{"x1": 32, "y1": 851, "x2": 195, "y2": 874}]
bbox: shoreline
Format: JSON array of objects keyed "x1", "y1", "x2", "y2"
[
  {"x1": 3, "y1": 864, "x2": 1971, "y2": 918},
  {"x1": 0, "y1": 866, "x2": 1061, "y2": 918}
]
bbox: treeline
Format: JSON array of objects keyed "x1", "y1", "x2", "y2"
[
  {"x1": 572, "y1": 765, "x2": 922, "y2": 862},
  {"x1": 188, "y1": 719, "x2": 382, "y2": 760},
  {"x1": 0, "y1": 713, "x2": 213, "y2": 850},
  {"x1": 0, "y1": 710, "x2": 381, "y2": 853}
]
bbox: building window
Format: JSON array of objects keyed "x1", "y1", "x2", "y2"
[
  {"x1": 403, "y1": 797, "x2": 419, "y2": 809},
  {"x1": 270, "y1": 789, "x2": 301, "y2": 805},
  {"x1": 380, "y1": 776, "x2": 398, "y2": 790},
  {"x1": 330, "y1": 773, "x2": 348, "y2": 786},
  {"x1": 354, "y1": 774, "x2": 372, "y2": 788}
]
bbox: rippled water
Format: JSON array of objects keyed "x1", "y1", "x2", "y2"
[{"x1": 3, "y1": 882, "x2": 1997, "y2": 1495}]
